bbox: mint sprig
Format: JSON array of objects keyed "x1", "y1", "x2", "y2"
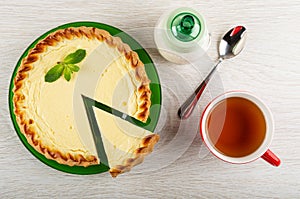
[{"x1": 45, "y1": 49, "x2": 86, "y2": 83}]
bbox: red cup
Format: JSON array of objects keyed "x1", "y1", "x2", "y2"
[{"x1": 200, "y1": 91, "x2": 280, "y2": 166}]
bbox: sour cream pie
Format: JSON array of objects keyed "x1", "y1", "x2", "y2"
[{"x1": 13, "y1": 27, "x2": 159, "y2": 177}]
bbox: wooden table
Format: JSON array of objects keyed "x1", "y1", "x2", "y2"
[{"x1": 1, "y1": 0, "x2": 299, "y2": 198}]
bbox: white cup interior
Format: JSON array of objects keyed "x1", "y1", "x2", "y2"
[{"x1": 200, "y1": 91, "x2": 274, "y2": 164}]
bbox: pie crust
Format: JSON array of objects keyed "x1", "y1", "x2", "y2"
[{"x1": 13, "y1": 26, "x2": 159, "y2": 177}]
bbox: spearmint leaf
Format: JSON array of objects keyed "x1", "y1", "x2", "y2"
[
  {"x1": 67, "y1": 64, "x2": 80, "y2": 72},
  {"x1": 45, "y1": 64, "x2": 64, "y2": 82},
  {"x1": 63, "y1": 49, "x2": 86, "y2": 64},
  {"x1": 64, "y1": 67, "x2": 72, "y2": 81}
]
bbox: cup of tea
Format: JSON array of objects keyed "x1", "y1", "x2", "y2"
[{"x1": 200, "y1": 91, "x2": 280, "y2": 166}]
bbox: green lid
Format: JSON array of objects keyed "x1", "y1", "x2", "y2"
[{"x1": 170, "y1": 12, "x2": 201, "y2": 42}]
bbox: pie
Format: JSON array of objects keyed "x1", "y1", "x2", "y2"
[{"x1": 13, "y1": 26, "x2": 159, "y2": 177}]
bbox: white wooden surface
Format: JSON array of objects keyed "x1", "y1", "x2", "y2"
[{"x1": 1, "y1": 0, "x2": 300, "y2": 198}]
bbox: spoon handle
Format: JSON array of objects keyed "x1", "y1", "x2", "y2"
[{"x1": 178, "y1": 59, "x2": 222, "y2": 119}]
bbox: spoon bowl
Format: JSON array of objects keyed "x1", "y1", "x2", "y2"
[{"x1": 219, "y1": 26, "x2": 247, "y2": 59}]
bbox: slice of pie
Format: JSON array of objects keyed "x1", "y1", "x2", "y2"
[{"x1": 13, "y1": 26, "x2": 159, "y2": 177}]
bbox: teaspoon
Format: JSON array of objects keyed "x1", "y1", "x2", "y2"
[{"x1": 178, "y1": 25, "x2": 247, "y2": 119}]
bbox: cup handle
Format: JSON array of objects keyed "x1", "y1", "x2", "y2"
[{"x1": 261, "y1": 149, "x2": 281, "y2": 167}]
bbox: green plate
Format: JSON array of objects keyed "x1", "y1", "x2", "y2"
[{"x1": 8, "y1": 22, "x2": 161, "y2": 175}]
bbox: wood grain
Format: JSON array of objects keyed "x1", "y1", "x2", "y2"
[{"x1": 1, "y1": 0, "x2": 299, "y2": 198}]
